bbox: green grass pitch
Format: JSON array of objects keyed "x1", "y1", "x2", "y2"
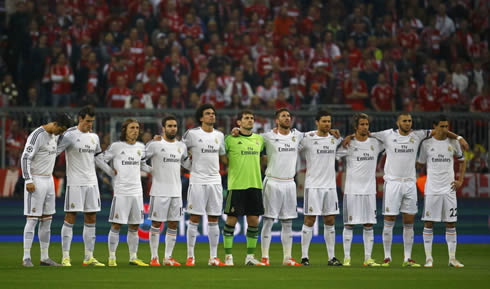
[{"x1": 0, "y1": 242, "x2": 489, "y2": 289}]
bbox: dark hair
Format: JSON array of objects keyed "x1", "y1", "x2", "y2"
[
  {"x1": 54, "y1": 113, "x2": 73, "y2": 129},
  {"x1": 315, "y1": 110, "x2": 332, "y2": 121},
  {"x1": 432, "y1": 114, "x2": 448, "y2": 126},
  {"x1": 78, "y1": 106, "x2": 95, "y2": 120},
  {"x1": 237, "y1": 110, "x2": 254, "y2": 121},
  {"x1": 162, "y1": 115, "x2": 177, "y2": 127},
  {"x1": 397, "y1": 111, "x2": 411, "y2": 120},
  {"x1": 275, "y1": 108, "x2": 291, "y2": 119},
  {"x1": 195, "y1": 103, "x2": 216, "y2": 125},
  {"x1": 120, "y1": 118, "x2": 139, "y2": 141},
  {"x1": 352, "y1": 113, "x2": 369, "y2": 130}
]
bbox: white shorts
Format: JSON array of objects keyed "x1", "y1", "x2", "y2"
[
  {"x1": 304, "y1": 188, "x2": 339, "y2": 216},
  {"x1": 186, "y1": 184, "x2": 223, "y2": 216},
  {"x1": 343, "y1": 194, "x2": 377, "y2": 225},
  {"x1": 382, "y1": 180, "x2": 418, "y2": 215},
  {"x1": 64, "y1": 185, "x2": 101, "y2": 213},
  {"x1": 149, "y1": 196, "x2": 182, "y2": 222},
  {"x1": 24, "y1": 176, "x2": 56, "y2": 216},
  {"x1": 263, "y1": 177, "x2": 298, "y2": 220},
  {"x1": 108, "y1": 195, "x2": 144, "y2": 225},
  {"x1": 422, "y1": 194, "x2": 458, "y2": 223}
]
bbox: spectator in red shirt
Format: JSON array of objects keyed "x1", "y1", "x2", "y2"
[
  {"x1": 50, "y1": 53, "x2": 74, "y2": 107},
  {"x1": 417, "y1": 75, "x2": 441, "y2": 112},
  {"x1": 440, "y1": 73, "x2": 462, "y2": 111},
  {"x1": 346, "y1": 38, "x2": 362, "y2": 69},
  {"x1": 106, "y1": 75, "x2": 132, "y2": 108},
  {"x1": 274, "y1": 6, "x2": 294, "y2": 38},
  {"x1": 144, "y1": 69, "x2": 167, "y2": 106},
  {"x1": 398, "y1": 18, "x2": 419, "y2": 50},
  {"x1": 344, "y1": 70, "x2": 368, "y2": 110},
  {"x1": 370, "y1": 74, "x2": 395, "y2": 111},
  {"x1": 200, "y1": 79, "x2": 229, "y2": 109},
  {"x1": 470, "y1": 85, "x2": 490, "y2": 113}
]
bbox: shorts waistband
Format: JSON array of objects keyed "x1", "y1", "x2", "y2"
[
  {"x1": 386, "y1": 178, "x2": 415, "y2": 183},
  {"x1": 32, "y1": 174, "x2": 52, "y2": 178},
  {"x1": 265, "y1": 176, "x2": 294, "y2": 182}
]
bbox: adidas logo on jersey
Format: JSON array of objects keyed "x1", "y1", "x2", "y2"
[
  {"x1": 314, "y1": 141, "x2": 318, "y2": 145},
  {"x1": 121, "y1": 151, "x2": 125, "y2": 155},
  {"x1": 76, "y1": 139, "x2": 81, "y2": 142},
  {"x1": 198, "y1": 139, "x2": 203, "y2": 142},
  {"x1": 238, "y1": 141, "x2": 243, "y2": 144},
  {"x1": 161, "y1": 148, "x2": 165, "y2": 152}
]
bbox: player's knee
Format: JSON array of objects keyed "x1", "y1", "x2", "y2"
[
  {"x1": 304, "y1": 216, "x2": 315, "y2": 227},
  {"x1": 446, "y1": 222, "x2": 456, "y2": 229},
  {"x1": 65, "y1": 212, "x2": 77, "y2": 224},
  {"x1": 208, "y1": 215, "x2": 219, "y2": 223},
  {"x1": 111, "y1": 223, "x2": 122, "y2": 230},
  {"x1": 323, "y1": 216, "x2": 335, "y2": 226},
  {"x1": 384, "y1": 215, "x2": 396, "y2": 222},
  {"x1": 167, "y1": 221, "x2": 178, "y2": 230},
  {"x1": 84, "y1": 213, "x2": 96, "y2": 224},
  {"x1": 363, "y1": 224, "x2": 373, "y2": 228},
  {"x1": 189, "y1": 215, "x2": 201, "y2": 223},
  {"x1": 424, "y1": 222, "x2": 433, "y2": 228},
  {"x1": 151, "y1": 221, "x2": 162, "y2": 228}
]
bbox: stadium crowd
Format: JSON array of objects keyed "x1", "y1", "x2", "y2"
[{"x1": 0, "y1": 0, "x2": 488, "y2": 112}]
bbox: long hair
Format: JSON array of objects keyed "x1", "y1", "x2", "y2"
[
  {"x1": 351, "y1": 113, "x2": 369, "y2": 131},
  {"x1": 120, "y1": 118, "x2": 139, "y2": 141}
]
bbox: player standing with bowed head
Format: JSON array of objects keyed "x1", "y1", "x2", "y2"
[
  {"x1": 95, "y1": 119, "x2": 150, "y2": 267},
  {"x1": 182, "y1": 104, "x2": 226, "y2": 266},
  {"x1": 337, "y1": 113, "x2": 383, "y2": 267},
  {"x1": 221, "y1": 110, "x2": 265, "y2": 266},
  {"x1": 299, "y1": 110, "x2": 343, "y2": 266},
  {"x1": 21, "y1": 114, "x2": 73, "y2": 267},
  {"x1": 57, "y1": 106, "x2": 105, "y2": 267},
  {"x1": 146, "y1": 115, "x2": 188, "y2": 266},
  {"x1": 417, "y1": 115, "x2": 466, "y2": 268},
  {"x1": 261, "y1": 108, "x2": 303, "y2": 266}
]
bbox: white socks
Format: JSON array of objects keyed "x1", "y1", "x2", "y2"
[
  {"x1": 61, "y1": 221, "x2": 73, "y2": 258},
  {"x1": 382, "y1": 220, "x2": 394, "y2": 260},
  {"x1": 165, "y1": 228, "x2": 177, "y2": 259},
  {"x1": 38, "y1": 217, "x2": 52, "y2": 261},
  {"x1": 108, "y1": 228, "x2": 120, "y2": 259},
  {"x1": 127, "y1": 228, "x2": 139, "y2": 261},
  {"x1": 403, "y1": 224, "x2": 414, "y2": 261},
  {"x1": 281, "y1": 220, "x2": 293, "y2": 260},
  {"x1": 186, "y1": 222, "x2": 199, "y2": 258},
  {"x1": 149, "y1": 226, "x2": 160, "y2": 259},
  {"x1": 324, "y1": 224, "x2": 336, "y2": 260},
  {"x1": 423, "y1": 227, "x2": 433, "y2": 260},
  {"x1": 301, "y1": 224, "x2": 313, "y2": 259},
  {"x1": 83, "y1": 223, "x2": 96, "y2": 260},
  {"x1": 208, "y1": 222, "x2": 219, "y2": 258},
  {"x1": 343, "y1": 227, "x2": 353, "y2": 259},
  {"x1": 446, "y1": 227, "x2": 457, "y2": 260},
  {"x1": 363, "y1": 227, "x2": 374, "y2": 261},
  {"x1": 23, "y1": 218, "x2": 38, "y2": 260},
  {"x1": 261, "y1": 217, "x2": 273, "y2": 258}
]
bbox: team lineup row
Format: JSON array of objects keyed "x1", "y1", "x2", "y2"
[{"x1": 20, "y1": 105, "x2": 468, "y2": 268}]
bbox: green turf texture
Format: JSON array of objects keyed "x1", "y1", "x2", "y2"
[{"x1": 1, "y1": 242, "x2": 488, "y2": 289}]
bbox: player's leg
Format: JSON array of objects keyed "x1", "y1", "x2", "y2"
[
  {"x1": 108, "y1": 223, "x2": 121, "y2": 266},
  {"x1": 206, "y1": 184, "x2": 223, "y2": 265},
  {"x1": 82, "y1": 185, "x2": 103, "y2": 265},
  {"x1": 342, "y1": 194, "x2": 354, "y2": 266},
  {"x1": 244, "y1": 214, "x2": 263, "y2": 266},
  {"x1": 381, "y1": 181, "x2": 400, "y2": 266},
  {"x1": 127, "y1": 195, "x2": 147, "y2": 266},
  {"x1": 223, "y1": 215, "x2": 238, "y2": 266},
  {"x1": 444, "y1": 193, "x2": 462, "y2": 267},
  {"x1": 162, "y1": 197, "x2": 182, "y2": 266},
  {"x1": 261, "y1": 178, "x2": 279, "y2": 263},
  {"x1": 401, "y1": 181, "x2": 419, "y2": 267},
  {"x1": 39, "y1": 179, "x2": 58, "y2": 266},
  {"x1": 61, "y1": 212, "x2": 76, "y2": 266},
  {"x1": 362, "y1": 195, "x2": 379, "y2": 267},
  {"x1": 149, "y1": 220, "x2": 162, "y2": 266},
  {"x1": 23, "y1": 180, "x2": 40, "y2": 266},
  {"x1": 280, "y1": 181, "x2": 300, "y2": 266},
  {"x1": 423, "y1": 221, "x2": 434, "y2": 267},
  {"x1": 301, "y1": 215, "x2": 316, "y2": 265},
  {"x1": 163, "y1": 221, "x2": 180, "y2": 266},
  {"x1": 324, "y1": 188, "x2": 341, "y2": 266},
  {"x1": 185, "y1": 184, "x2": 204, "y2": 265}
]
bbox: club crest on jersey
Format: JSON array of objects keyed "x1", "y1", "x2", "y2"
[
  {"x1": 137, "y1": 150, "x2": 141, "y2": 156},
  {"x1": 115, "y1": 214, "x2": 119, "y2": 219},
  {"x1": 256, "y1": 140, "x2": 259, "y2": 145},
  {"x1": 331, "y1": 138, "x2": 335, "y2": 144},
  {"x1": 32, "y1": 208, "x2": 36, "y2": 213},
  {"x1": 178, "y1": 147, "x2": 181, "y2": 153},
  {"x1": 292, "y1": 136, "x2": 296, "y2": 142},
  {"x1": 386, "y1": 207, "x2": 390, "y2": 213},
  {"x1": 231, "y1": 207, "x2": 235, "y2": 213},
  {"x1": 215, "y1": 138, "x2": 218, "y2": 144},
  {"x1": 91, "y1": 138, "x2": 95, "y2": 144},
  {"x1": 349, "y1": 216, "x2": 352, "y2": 221},
  {"x1": 309, "y1": 207, "x2": 313, "y2": 212},
  {"x1": 153, "y1": 212, "x2": 157, "y2": 217},
  {"x1": 370, "y1": 145, "x2": 374, "y2": 151},
  {"x1": 426, "y1": 211, "x2": 430, "y2": 217},
  {"x1": 26, "y1": 146, "x2": 33, "y2": 153},
  {"x1": 309, "y1": 132, "x2": 315, "y2": 137},
  {"x1": 189, "y1": 204, "x2": 193, "y2": 209},
  {"x1": 448, "y1": 146, "x2": 452, "y2": 152},
  {"x1": 71, "y1": 203, "x2": 75, "y2": 209},
  {"x1": 410, "y1": 137, "x2": 415, "y2": 143}
]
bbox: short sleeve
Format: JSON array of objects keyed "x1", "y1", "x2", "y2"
[
  {"x1": 413, "y1": 129, "x2": 431, "y2": 140},
  {"x1": 417, "y1": 142, "x2": 427, "y2": 164},
  {"x1": 182, "y1": 130, "x2": 193, "y2": 148},
  {"x1": 219, "y1": 133, "x2": 226, "y2": 156},
  {"x1": 370, "y1": 129, "x2": 391, "y2": 143}
]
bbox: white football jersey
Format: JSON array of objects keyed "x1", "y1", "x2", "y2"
[
  {"x1": 372, "y1": 129, "x2": 429, "y2": 181},
  {"x1": 262, "y1": 129, "x2": 303, "y2": 179},
  {"x1": 337, "y1": 137, "x2": 384, "y2": 195},
  {"x1": 418, "y1": 137, "x2": 464, "y2": 195},
  {"x1": 57, "y1": 127, "x2": 102, "y2": 186},
  {"x1": 299, "y1": 131, "x2": 342, "y2": 189},
  {"x1": 95, "y1": 141, "x2": 146, "y2": 196},
  {"x1": 182, "y1": 127, "x2": 225, "y2": 184},
  {"x1": 145, "y1": 139, "x2": 187, "y2": 197},
  {"x1": 21, "y1": 126, "x2": 58, "y2": 184}
]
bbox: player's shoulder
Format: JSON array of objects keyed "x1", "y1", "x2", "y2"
[
  {"x1": 303, "y1": 130, "x2": 316, "y2": 139},
  {"x1": 183, "y1": 127, "x2": 200, "y2": 137},
  {"x1": 213, "y1": 128, "x2": 225, "y2": 137},
  {"x1": 135, "y1": 141, "x2": 145, "y2": 148},
  {"x1": 63, "y1": 126, "x2": 78, "y2": 136}
]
